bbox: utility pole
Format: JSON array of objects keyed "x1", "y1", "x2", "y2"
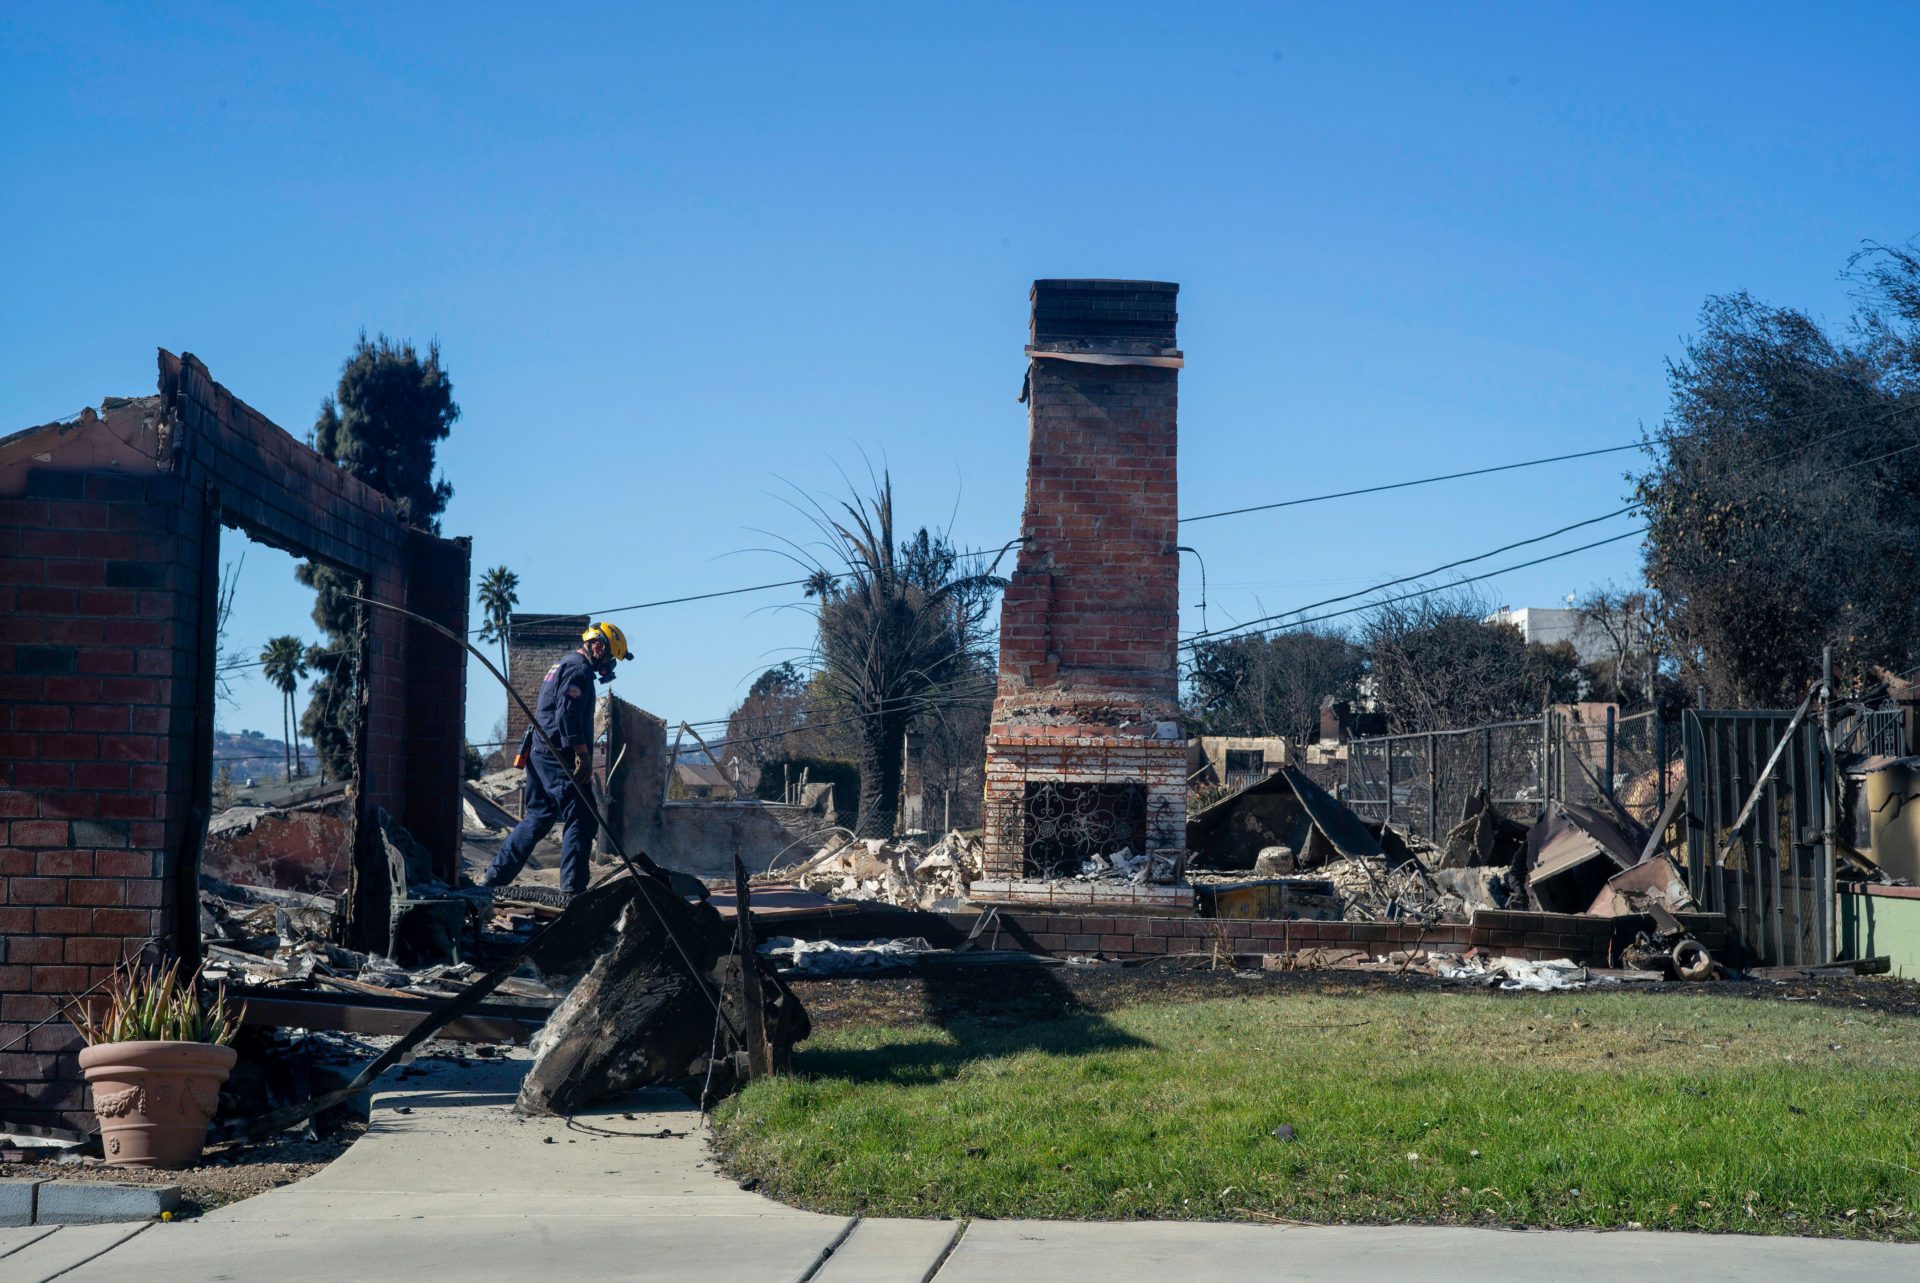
[{"x1": 1822, "y1": 644, "x2": 1838, "y2": 963}]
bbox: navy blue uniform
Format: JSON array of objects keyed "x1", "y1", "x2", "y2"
[{"x1": 485, "y1": 652, "x2": 599, "y2": 895}]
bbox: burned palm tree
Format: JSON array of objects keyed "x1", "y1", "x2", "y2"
[{"x1": 793, "y1": 474, "x2": 1001, "y2": 836}]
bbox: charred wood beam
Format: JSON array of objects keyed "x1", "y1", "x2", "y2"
[{"x1": 234, "y1": 988, "x2": 546, "y2": 1045}]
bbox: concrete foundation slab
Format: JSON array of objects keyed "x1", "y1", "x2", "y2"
[
  {"x1": 0, "y1": 1224, "x2": 57, "y2": 1256},
  {"x1": 59, "y1": 1057, "x2": 852, "y2": 1283}
]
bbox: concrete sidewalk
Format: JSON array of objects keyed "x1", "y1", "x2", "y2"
[{"x1": 24, "y1": 1054, "x2": 1919, "y2": 1283}]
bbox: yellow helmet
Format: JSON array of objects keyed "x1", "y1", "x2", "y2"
[{"x1": 583, "y1": 621, "x2": 630, "y2": 662}]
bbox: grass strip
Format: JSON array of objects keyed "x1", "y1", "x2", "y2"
[{"x1": 714, "y1": 988, "x2": 1920, "y2": 1238}]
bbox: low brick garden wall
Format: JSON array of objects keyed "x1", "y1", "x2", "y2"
[{"x1": 762, "y1": 903, "x2": 1732, "y2": 967}]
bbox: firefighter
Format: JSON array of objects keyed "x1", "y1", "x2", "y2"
[{"x1": 481, "y1": 621, "x2": 630, "y2": 897}]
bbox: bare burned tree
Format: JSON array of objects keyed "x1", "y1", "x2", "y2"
[
  {"x1": 1184, "y1": 627, "x2": 1363, "y2": 741},
  {"x1": 1360, "y1": 589, "x2": 1580, "y2": 733},
  {"x1": 1635, "y1": 241, "x2": 1920, "y2": 705},
  {"x1": 1574, "y1": 584, "x2": 1662, "y2": 708},
  {"x1": 212, "y1": 552, "x2": 245, "y2": 707}
]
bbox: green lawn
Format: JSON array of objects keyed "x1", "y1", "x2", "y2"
[{"x1": 713, "y1": 986, "x2": 1920, "y2": 1238}]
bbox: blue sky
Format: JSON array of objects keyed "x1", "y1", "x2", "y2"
[{"x1": 5, "y1": 2, "x2": 1916, "y2": 747}]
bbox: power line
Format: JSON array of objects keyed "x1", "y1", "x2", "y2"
[
  {"x1": 448, "y1": 413, "x2": 1918, "y2": 642},
  {"x1": 499, "y1": 541, "x2": 1023, "y2": 633},
  {"x1": 1179, "y1": 432, "x2": 1920, "y2": 652},
  {"x1": 1179, "y1": 527, "x2": 1648, "y2": 650},
  {"x1": 1177, "y1": 442, "x2": 1643, "y2": 525},
  {"x1": 222, "y1": 413, "x2": 1919, "y2": 712},
  {"x1": 491, "y1": 446, "x2": 1647, "y2": 631},
  {"x1": 495, "y1": 577, "x2": 816, "y2": 633},
  {"x1": 1183, "y1": 505, "x2": 1641, "y2": 644}
]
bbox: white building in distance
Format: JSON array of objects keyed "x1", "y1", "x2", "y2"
[{"x1": 1484, "y1": 605, "x2": 1611, "y2": 666}]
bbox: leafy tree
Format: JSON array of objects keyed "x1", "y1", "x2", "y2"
[
  {"x1": 476, "y1": 566, "x2": 519, "y2": 674},
  {"x1": 725, "y1": 662, "x2": 811, "y2": 766},
  {"x1": 1186, "y1": 627, "x2": 1363, "y2": 740},
  {"x1": 311, "y1": 334, "x2": 458, "y2": 529},
  {"x1": 259, "y1": 635, "x2": 308, "y2": 779},
  {"x1": 793, "y1": 474, "x2": 1001, "y2": 836},
  {"x1": 297, "y1": 335, "x2": 460, "y2": 778},
  {"x1": 1634, "y1": 243, "x2": 1920, "y2": 704}
]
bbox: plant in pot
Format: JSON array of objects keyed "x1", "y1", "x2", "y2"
[{"x1": 68, "y1": 963, "x2": 245, "y2": 1169}]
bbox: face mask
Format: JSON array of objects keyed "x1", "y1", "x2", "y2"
[{"x1": 591, "y1": 649, "x2": 618, "y2": 683}]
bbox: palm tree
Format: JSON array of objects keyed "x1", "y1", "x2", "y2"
[
  {"x1": 477, "y1": 566, "x2": 520, "y2": 674},
  {"x1": 797, "y1": 474, "x2": 1003, "y2": 836},
  {"x1": 260, "y1": 636, "x2": 309, "y2": 781}
]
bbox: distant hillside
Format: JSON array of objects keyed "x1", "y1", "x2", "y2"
[{"x1": 212, "y1": 729, "x2": 310, "y2": 784}]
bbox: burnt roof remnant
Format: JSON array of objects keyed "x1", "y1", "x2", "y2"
[
  {"x1": 1526, "y1": 801, "x2": 1644, "y2": 914},
  {"x1": 1186, "y1": 766, "x2": 1382, "y2": 870}
]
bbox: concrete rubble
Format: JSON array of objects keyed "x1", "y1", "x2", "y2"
[
  {"x1": 783, "y1": 830, "x2": 984, "y2": 911},
  {"x1": 1433, "y1": 955, "x2": 1610, "y2": 991},
  {"x1": 758, "y1": 936, "x2": 934, "y2": 976},
  {"x1": 202, "y1": 785, "x2": 353, "y2": 894}
]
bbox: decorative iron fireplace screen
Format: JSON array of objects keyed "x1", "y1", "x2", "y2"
[{"x1": 1021, "y1": 781, "x2": 1148, "y2": 878}]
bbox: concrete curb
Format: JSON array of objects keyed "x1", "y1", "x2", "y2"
[
  {"x1": 0, "y1": 1178, "x2": 43, "y2": 1227},
  {"x1": 31, "y1": 1181, "x2": 181, "y2": 1225}
]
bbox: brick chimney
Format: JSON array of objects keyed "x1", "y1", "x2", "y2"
[
  {"x1": 504, "y1": 613, "x2": 588, "y2": 754},
  {"x1": 981, "y1": 280, "x2": 1187, "y2": 881}
]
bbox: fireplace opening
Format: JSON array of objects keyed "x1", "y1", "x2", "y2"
[{"x1": 1020, "y1": 781, "x2": 1148, "y2": 878}]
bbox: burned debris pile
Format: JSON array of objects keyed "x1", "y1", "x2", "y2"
[
  {"x1": 1185, "y1": 767, "x2": 1477, "y2": 923},
  {"x1": 515, "y1": 877, "x2": 807, "y2": 1116},
  {"x1": 1182, "y1": 765, "x2": 1714, "y2": 933},
  {"x1": 779, "y1": 830, "x2": 984, "y2": 911}
]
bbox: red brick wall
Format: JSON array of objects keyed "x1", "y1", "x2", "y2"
[
  {"x1": 995, "y1": 283, "x2": 1180, "y2": 705},
  {"x1": 0, "y1": 454, "x2": 186, "y2": 1125},
  {"x1": 503, "y1": 614, "x2": 587, "y2": 756},
  {"x1": 0, "y1": 353, "x2": 470, "y2": 1126},
  {"x1": 998, "y1": 364, "x2": 1178, "y2": 700}
]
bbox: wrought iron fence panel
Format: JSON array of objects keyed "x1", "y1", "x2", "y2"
[
  {"x1": 1681, "y1": 709, "x2": 1830, "y2": 967},
  {"x1": 1343, "y1": 718, "x2": 1547, "y2": 842}
]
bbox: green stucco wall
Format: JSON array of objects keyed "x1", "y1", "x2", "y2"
[{"x1": 1840, "y1": 891, "x2": 1920, "y2": 980}]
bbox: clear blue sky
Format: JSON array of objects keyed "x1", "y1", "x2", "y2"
[{"x1": 5, "y1": 2, "x2": 1916, "y2": 747}]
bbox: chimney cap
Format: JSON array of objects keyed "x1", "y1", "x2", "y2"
[{"x1": 1030, "y1": 279, "x2": 1179, "y2": 356}]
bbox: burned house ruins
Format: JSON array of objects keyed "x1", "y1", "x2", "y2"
[{"x1": 0, "y1": 353, "x2": 470, "y2": 1126}]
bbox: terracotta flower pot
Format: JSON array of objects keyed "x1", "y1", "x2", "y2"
[{"x1": 79, "y1": 1040, "x2": 238, "y2": 1169}]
